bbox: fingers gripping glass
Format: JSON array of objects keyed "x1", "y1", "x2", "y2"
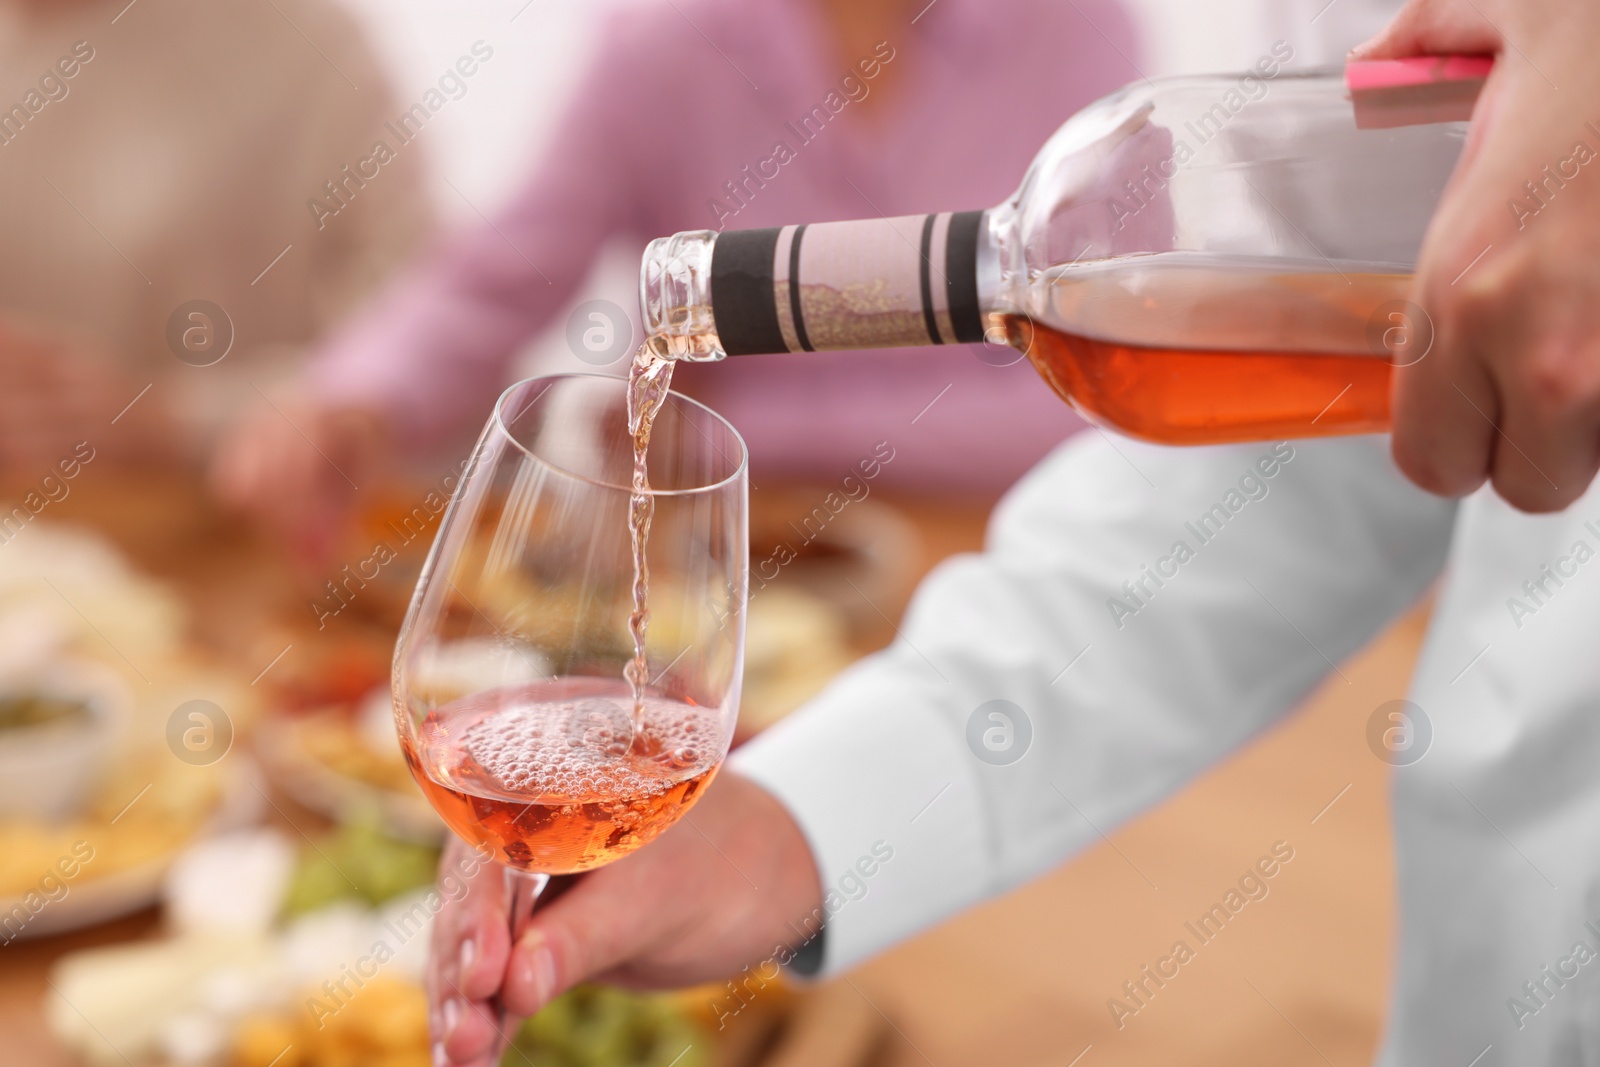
[{"x1": 393, "y1": 375, "x2": 748, "y2": 1050}]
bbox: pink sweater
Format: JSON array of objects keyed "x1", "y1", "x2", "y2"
[{"x1": 310, "y1": 0, "x2": 1142, "y2": 490}]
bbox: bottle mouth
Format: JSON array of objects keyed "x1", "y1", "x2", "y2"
[{"x1": 639, "y1": 231, "x2": 725, "y2": 362}]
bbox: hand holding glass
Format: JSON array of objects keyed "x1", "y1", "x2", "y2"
[{"x1": 391, "y1": 374, "x2": 747, "y2": 1049}]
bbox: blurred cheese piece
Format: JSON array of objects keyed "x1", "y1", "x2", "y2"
[
  {"x1": 48, "y1": 935, "x2": 273, "y2": 1066},
  {"x1": 164, "y1": 829, "x2": 296, "y2": 938}
]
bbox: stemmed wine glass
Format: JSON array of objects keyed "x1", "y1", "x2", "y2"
[{"x1": 392, "y1": 373, "x2": 747, "y2": 1048}]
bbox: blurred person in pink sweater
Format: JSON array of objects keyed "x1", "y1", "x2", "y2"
[
  {"x1": 0, "y1": 0, "x2": 429, "y2": 486},
  {"x1": 215, "y1": 0, "x2": 1141, "y2": 547}
]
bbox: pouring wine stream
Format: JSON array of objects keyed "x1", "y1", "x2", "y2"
[{"x1": 625, "y1": 344, "x2": 676, "y2": 725}]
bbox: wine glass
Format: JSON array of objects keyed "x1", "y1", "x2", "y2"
[{"x1": 392, "y1": 373, "x2": 747, "y2": 1047}]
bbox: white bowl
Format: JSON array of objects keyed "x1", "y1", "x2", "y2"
[{"x1": 0, "y1": 662, "x2": 129, "y2": 821}]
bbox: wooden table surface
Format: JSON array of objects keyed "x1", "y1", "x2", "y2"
[{"x1": 0, "y1": 478, "x2": 1420, "y2": 1067}]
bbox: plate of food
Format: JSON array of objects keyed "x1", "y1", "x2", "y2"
[
  {"x1": 254, "y1": 687, "x2": 443, "y2": 842},
  {"x1": 0, "y1": 748, "x2": 260, "y2": 942},
  {"x1": 50, "y1": 815, "x2": 879, "y2": 1067},
  {"x1": 0, "y1": 523, "x2": 262, "y2": 941}
]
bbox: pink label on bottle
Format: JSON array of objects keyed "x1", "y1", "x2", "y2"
[{"x1": 1347, "y1": 56, "x2": 1493, "y2": 130}]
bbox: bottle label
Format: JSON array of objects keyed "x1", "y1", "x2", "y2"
[
  {"x1": 1346, "y1": 56, "x2": 1491, "y2": 130},
  {"x1": 709, "y1": 212, "x2": 986, "y2": 355}
]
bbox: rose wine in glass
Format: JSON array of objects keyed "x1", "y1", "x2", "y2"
[
  {"x1": 393, "y1": 374, "x2": 746, "y2": 1052},
  {"x1": 403, "y1": 677, "x2": 724, "y2": 873}
]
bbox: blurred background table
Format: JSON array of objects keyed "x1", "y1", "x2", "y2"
[{"x1": 0, "y1": 474, "x2": 1421, "y2": 1067}]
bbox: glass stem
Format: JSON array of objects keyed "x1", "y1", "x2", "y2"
[{"x1": 491, "y1": 865, "x2": 550, "y2": 1057}]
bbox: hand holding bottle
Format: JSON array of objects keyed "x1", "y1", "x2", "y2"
[{"x1": 1359, "y1": 0, "x2": 1600, "y2": 512}]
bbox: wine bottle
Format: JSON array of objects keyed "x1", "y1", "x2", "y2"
[{"x1": 639, "y1": 59, "x2": 1489, "y2": 445}]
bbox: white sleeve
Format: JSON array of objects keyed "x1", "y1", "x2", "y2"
[{"x1": 730, "y1": 432, "x2": 1456, "y2": 975}]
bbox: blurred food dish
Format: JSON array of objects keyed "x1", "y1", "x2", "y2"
[
  {"x1": 0, "y1": 661, "x2": 129, "y2": 821},
  {"x1": 0, "y1": 756, "x2": 260, "y2": 941},
  {"x1": 45, "y1": 806, "x2": 889, "y2": 1067},
  {"x1": 0, "y1": 523, "x2": 261, "y2": 941},
  {"x1": 737, "y1": 588, "x2": 856, "y2": 738},
  {"x1": 255, "y1": 687, "x2": 443, "y2": 842},
  {"x1": 49, "y1": 820, "x2": 716, "y2": 1067},
  {"x1": 279, "y1": 817, "x2": 441, "y2": 917},
  {"x1": 230, "y1": 976, "x2": 431, "y2": 1067},
  {"x1": 506, "y1": 985, "x2": 711, "y2": 1067},
  {"x1": 747, "y1": 494, "x2": 920, "y2": 639}
]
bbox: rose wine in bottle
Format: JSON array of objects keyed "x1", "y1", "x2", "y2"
[{"x1": 637, "y1": 60, "x2": 1487, "y2": 445}]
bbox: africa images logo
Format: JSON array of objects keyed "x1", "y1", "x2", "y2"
[{"x1": 967, "y1": 700, "x2": 1032, "y2": 766}]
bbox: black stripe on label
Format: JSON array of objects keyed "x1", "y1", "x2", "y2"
[
  {"x1": 788, "y1": 223, "x2": 814, "y2": 352},
  {"x1": 945, "y1": 210, "x2": 985, "y2": 344},
  {"x1": 921, "y1": 215, "x2": 940, "y2": 348},
  {"x1": 711, "y1": 228, "x2": 786, "y2": 356},
  {"x1": 918, "y1": 214, "x2": 941, "y2": 345}
]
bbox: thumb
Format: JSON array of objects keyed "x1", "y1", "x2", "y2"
[
  {"x1": 1349, "y1": 0, "x2": 1503, "y2": 60},
  {"x1": 498, "y1": 877, "x2": 666, "y2": 1017}
]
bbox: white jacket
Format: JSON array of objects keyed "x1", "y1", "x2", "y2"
[{"x1": 733, "y1": 432, "x2": 1600, "y2": 1065}]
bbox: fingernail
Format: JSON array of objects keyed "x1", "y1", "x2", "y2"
[
  {"x1": 458, "y1": 937, "x2": 477, "y2": 982},
  {"x1": 517, "y1": 929, "x2": 557, "y2": 1006},
  {"x1": 442, "y1": 997, "x2": 461, "y2": 1039},
  {"x1": 432, "y1": 1040, "x2": 448, "y2": 1067}
]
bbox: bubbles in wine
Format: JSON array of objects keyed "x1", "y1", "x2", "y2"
[
  {"x1": 453, "y1": 693, "x2": 716, "y2": 801},
  {"x1": 404, "y1": 680, "x2": 727, "y2": 872}
]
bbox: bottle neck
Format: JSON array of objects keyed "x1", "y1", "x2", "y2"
[{"x1": 641, "y1": 212, "x2": 995, "y2": 361}]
